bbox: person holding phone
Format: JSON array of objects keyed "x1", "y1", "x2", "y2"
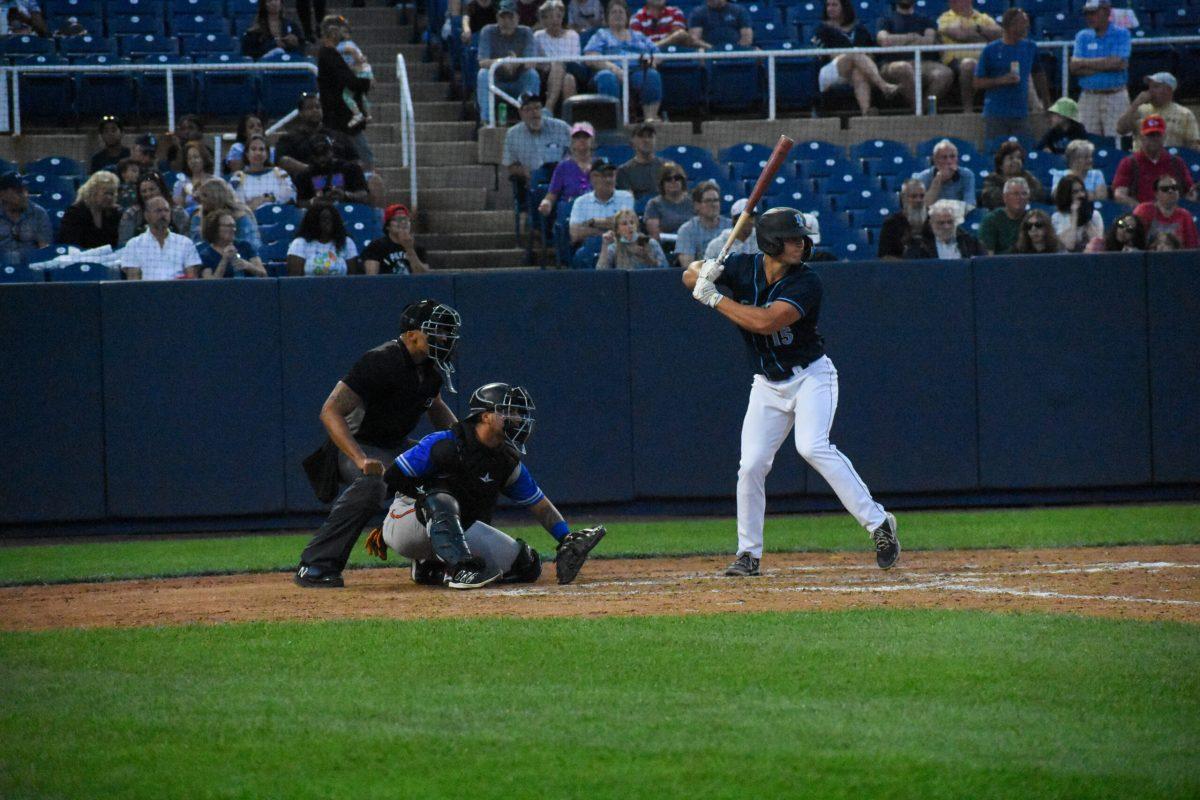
[
  {"x1": 294, "y1": 135, "x2": 369, "y2": 208},
  {"x1": 597, "y1": 209, "x2": 668, "y2": 268}
]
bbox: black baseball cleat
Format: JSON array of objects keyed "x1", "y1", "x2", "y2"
[
  {"x1": 872, "y1": 513, "x2": 900, "y2": 569},
  {"x1": 724, "y1": 552, "x2": 760, "y2": 577},
  {"x1": 293, "y1": 565, "x2": 344, "y2": 588},
  {"x1": 555, "y1": 525, "x2": 606, "y2": 585},
  {"x1": 446, "y1": 557, "x2": 503, "y2": 590},
  {"x1": 410, "y1": 558, "x2": 446, "y2": 587}
]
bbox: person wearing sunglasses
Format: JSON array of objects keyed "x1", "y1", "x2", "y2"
[
  {"x1": 1085, "y1": 213, "x2": 1145, "y2": 253},
  {"x1": 1013, "y1": 209, "x2": 1064, "y2": 254},
  {"x1": 1132, "y1": 175, "x2": 1199, "y2": 249},
  {"x1": 643, "y1": 161, "x2": 691, "y2": 241}
]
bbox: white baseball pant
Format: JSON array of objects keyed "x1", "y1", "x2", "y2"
[
  {"x1": 736, "y1": 355, "x2": 888, "y2": 558},
  {"x1": 381, "y1": 495, "x2": 522, "y2": 575}
]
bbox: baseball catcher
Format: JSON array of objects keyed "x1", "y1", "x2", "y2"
[{"x1": 367, "y1": 382, "x2": 606, "y2": 588}]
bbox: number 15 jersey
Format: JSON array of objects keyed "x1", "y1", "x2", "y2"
[{"x1": 715, "y1": 253, "x2": 825, "y2": 380}]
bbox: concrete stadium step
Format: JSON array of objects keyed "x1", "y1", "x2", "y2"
[
  {"x1": 423, "y1": 209, "x2": 511, "y2": 233},
  {"x1": 419, "y1": 231, "x2": 521, "y2": 250},
  {"x1": 398, "y1": 141, "x2": 476, "y2": 166},
  {"x1": 388, "y1": 187, "x2": 487, "y2": 211},
  {"x1": 375, "y1": 164, "x2": 495, "y2": 190},
  {"x1": 427, "y1": 249, "x2": 529, "y2": 269},
  {"x1": 371, "y1": 101, "x2": 463, "y2": 123}
]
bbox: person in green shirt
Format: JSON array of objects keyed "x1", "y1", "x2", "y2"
[{"x1": 979, "y1": 176, "x2": 1030, "y2": 254}]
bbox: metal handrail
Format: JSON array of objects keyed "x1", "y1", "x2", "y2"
[
  {"x1": 395, "y1": 53, "x2": 418, "y2": 209},
  {"x1": 1, "y1": 60, "x2": 319, "y2": 136},
  {"x1": 485, "y1": 35, "x2": 1200, "y2": 126}
]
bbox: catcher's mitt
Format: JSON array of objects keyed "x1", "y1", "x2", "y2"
[{"x1": 555, "y1": 525, "x2": 606, "y2": 585}]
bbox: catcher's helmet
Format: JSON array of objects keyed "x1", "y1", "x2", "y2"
[
  {"x1": 399, "y1": 300, "x2": 461, "y2": 391},
  {"x1": 756, "y1": 207, "x2": 815, "y2": 259},
  {"x1": 468, "y1": 382, "x2": 536, "y2": 454}
]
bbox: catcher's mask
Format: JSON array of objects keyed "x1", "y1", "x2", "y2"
[
  {"x1": 468, "y1": 382, "x2": 536, "y2": 454},
  {"x1": 756, "y1": 207, "x2": 814, "y2": 260},
  {"x1": 399, "y1": 299, "x2": 461, "y2": 393}
]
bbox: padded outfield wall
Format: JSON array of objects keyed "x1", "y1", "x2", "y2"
[{"x1": 0, "y1": 252, "x2": 1196, "y2": 532}]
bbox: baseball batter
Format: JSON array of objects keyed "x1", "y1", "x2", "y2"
[
  {"x1": 367, "y1": 382, "x2": 607, "y2": 588},
  {"x1": 682, "y1": 207, "x2": 899, "y2": 576}
]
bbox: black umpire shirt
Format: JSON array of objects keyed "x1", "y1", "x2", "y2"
[{"x1": 341, "y1": 340, "x2": 444, "y2": 450}]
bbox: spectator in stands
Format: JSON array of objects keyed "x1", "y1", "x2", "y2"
[
  {"x1": 118, "y1": 171, "x2": 191, "y2": 247},
  {"x1": 584, "y1": 1, "x2": 663, "y2": 123},
  {"x1": 973, "y1": 9, "x2": 1049, "y2": 141},
  {"x1": 598, "y1": 208, "x2": 670, "y2": 268},
  {"x1": 504, "y1": 92, "x2": 571, "y2": 210},
  {"x1": 979, "y1": 141, "x2": 1044, "y2": 209},
  {"x1": 57, "y1": 171, "x2": 120, "y2": 250},
  {"x1": 914, "y1": 139, "x2": 976, "y2": 210},
  {"x1": 132, "y1": 134, "x2": 160, "y2": 173},
  {"x1": 978, "y1": 176, "x2": 1030, "y2": 255},
  {"x1": 674, "y1": 181, "x2": 728, "y2": 267},
  {"x1": 242, "y1": 0, "x2": 305, "y2": 60},
  {"x1": 902, "y1": 198, "x2": 982, "y2": 259},
  {"x1": 1051, "y1": 174, "x2": 1103, "y2": 253},
  {"x1": 476, "y1": 0, "x2": 540, "y2": 125},
  {"x1": 295, "y1": 135, "x2": 370, "y2": 208},
  {"x1": 115, "y1": 159, "x2": 142, "y2": 213},
  {"x1": 159, "y1": 114, "x2": 206, "y2": 175},
  {"x1": 876, "y1": 0, "x2": 953, "y2": 107},
  {"x1": 813, "y1": 0, "x2": 900, "y2": 116},
  {"x1": 1013, "y1": 209, "x2": 1064, "y2": 254},
  {"x1": 456, "y1": 0, "x2": 498, "y2": 43},
  {"x1": 231, "y1": 135, "x2": 297, "y2": 210},
  {"x1": 1069, "y1": 0, "x2": 1129, "y2": 137},
  {"x1": 1133, "y1": 175, "x2": 1199, "y2": 250},
  {"x1": 1036, "y1": 98, "x2": 1088, "y2": 155},
  {"x1": 1148, "y1": 232, "x2": 1183, "y2": 251},
  {"x1": 568, "y1": 0, "x2": 605, "y2": 33},
  {"x1": 703, "y1": 197, "x2": 760, "y2": 259},
  {"x1": 632, "y1": 0, "x2": 706, "y2": 49},
  {"x1": 1048, "y1": 139, "x2": 1108, "y2": 201},
  {"x1": 225, "y1": 114, "x2": 271, "y2": 174},
  {"x1": 617, "y1": 123, "x2": 664, "y2": 201},
  {"x1": 878, "y1": 177, "x2": 927, "y2": 258},
  {"x1": 198, "y1": 210, "x2": 267, "y2": 279},
  {"x1": 120, "y1": 197, "x2": 202, "y2": 281},
  {"x1": 534, "y1": 1, "x2": 587, "y2": 114},
  {"x1": 0, "y1": 173, "x2": 50, "y2": 267},
  {"x1": 1113, "y1": 116, "x2": 1196, "y2": 207},
  {"x1": 936, "y1": 0, "x2": 1000, "y2": 111},
  {"x1": 361, "y1": 204, "x2": 430, "y2": 274},
  {"x1": 644, "y1": 161, "x2": 692, "y2": 239},
  {"x1": 1085, "y1": 212, "x2": 1144, "y2": 253},
  {"x1": 287, "y1": 200, "x2": 361, "y2": 275},
  {"x1": 1116, "y1": 73, "x2": 1200, "y2": 151},
  {"x1": 688, "y1": 0, "x2": 752, "y2": 49},
  {"x1": 569, "y1": 159, "x2": 635, "y2": 244},
  {"x1": 537, "y1": 121, "x2": 596, "y2": 218},
  {"x1": 6, "y1": 1, "x2": 47, "y2": 36},
  {"x1": 172, "y1": 142, "x2": 215, "y2": 216},
  {"x1": 318, "y1": 17, "x2": 373, "y2": 165},
  {"x1": 295, "y1": 0, "x2": 328, "y2": 43},
  {"x1": 90, "y1": 115, "x2": 130, "y2": 175},
  {"x1": 275, "y1": 93, "x2": 360, "y2": 178},
  {"x1": 189, "y1": 178, "x2": 263, "y2": 250},
  {"x1": 333, "y1": 16, "x2": 374, "y2": 130}
]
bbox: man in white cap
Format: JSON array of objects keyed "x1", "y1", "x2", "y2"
[
  {"x1": 1116, "y1": 72, "x2": 1200, "y2": 150},
  {"x1": 1069, "y1": 0, "x2": 1130, "y2": 136},
  {"x1": 703, "y1": 197, "x2": 761, "y2": 259}
]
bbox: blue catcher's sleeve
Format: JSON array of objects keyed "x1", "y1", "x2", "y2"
[
  {"x1": 394, "y1": 430, "x2": 455, "y2": 477},
  {"x1": 502, "y1": 463, "x2": 545, "y2": 507}
]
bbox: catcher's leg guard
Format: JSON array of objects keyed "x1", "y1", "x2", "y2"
[
  {"x1": 424, "y1": 492, "x2": 472, "y2": 568},
  {"x1": 499, "y1": 538, "x2": 541, "y2": 584}
]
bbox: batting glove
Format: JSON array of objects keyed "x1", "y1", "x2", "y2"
[
  {"x1": 692, "y1": 276, "x2": 723, "y2": 308},
  {"x1": 698, "y1": 258, "x2": 724, "y2": 283}
]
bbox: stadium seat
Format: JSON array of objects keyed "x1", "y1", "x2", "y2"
[
  {"x1": 172, "y1": 14, "x2": 230, "y2": 35},
  {"x1": 338, "y1": 203, "x2": 383, "y2": 242},
  {"x1": 742, "y1": 2, "x2": 778, "y2": 23},
  {"x1": 718, "y1": 142, "x2": 774, "y2": 169},
  {"x1": 0, "y1": 35, "x2": 55, "y2": 57},
  {"x1": 48, "y1": 262, "x2": 120, "y2": 281},
  {"x1": 255, "y1": 203, "x2": 304, "y2": 228},
  {"x1": 59, "y1": 35, "x2": 116, "y2": 58},
  {"x1": 137, "y1": 54, "x2": 199, "y2": 118},
  {"x1": 786, "y1": 1, "x2": 825, "y2": 25},
  {"x1": 771, "y1": 44, "x2": 819, "y2": 112},
  {"x1": 835, "y1": 181, "x2": 887, "y2": 212},
  {"x1": 0, "y1": 157, "x2": 16, "y2": 175},
  {"x1": 570, "y1": 235, "x2": 603, "y2": 269},
  {"x1": 1036, "y1": 10, "x2": 1076, "y2": 40},
  {"x1": 595, "y1": 144, "x2": 635, "y2": 164},
  {"x1": 223, "y1": 0, "x2": 261, "y2": 16},
  {"x1": 120, "y1": 34, "x2": 178, "y2": 58},
  {"x1": 24, "y1": 174, "x2": 76, "y2": 197},
  {"x1": 790, "y1": 140, "x2": 846, "y2": 163},
  {"x1": 983, "y1": 134, "x2": 1038, "y2": 155},
  {"x1": 0, "y1": 263, "x2": 41, "y2": 283},
  {"x1": 182, "y1": 33, "x2": 240, "y2": 56},
  {"x1": 172, "y1": 0, "x2": 226, "y2": 14},
  {"x1": 795, "y1": 156, "x2": 859, "y2": 184},
  {"x1": 76, "y1": 55, "x2": 138, "y2": 118},
  {"x1": 259, "y1": 51, "x2": 318, "y2": 117},
  {"x1": 849, "y1": 139, "x2": 912, "y2": 163},
  {"x1": 820, "y1": 227, "x2": 872, "y2": 260},
  {"x1": 230, "y1": 13, "x2": 259, "y2": 36},
  {"x1": 258, "y1": 239, "x2": 291, "y2": 266},
  {"x1": 43, "y1": 0, "x2": 91, "y2": 16},
  {"x1": 109, "y1": 0, "x2": 164, "y2": 15},
  {"x1": 1127, "y1": 46, "x2": 1178, "y2": 94},
  {"x1": 714, "y1": 174, "x2": 745, "y2": 206},
  {"x1": 1170, "y1": 148, "x2": 1200, "y2": 185},
  {"x1": 751, "y1": 20, "x2": 788, "y2": 47},
  {"x1": 23, "y1": 156, "x2": 83, "y2": 179},
  {"x1": 708, "y1": 46, "x2": 761, "y2": 111},
  {"x1": 35, "y1": 189, "x2": 74, "y2": 212},
  {"x1": 657, "y1": 46, "x2": 706, "y2": 116},
  {"x1": 13, "y1": 55, "x2": 73, "y2": 121},
  {"x1": 1090, "y1": 144, "x2": 1125, "y2": 176},
  {"x1": 762, "y1": 181, "x2": 821, "y2": 213},
  {"x1": 198, "y1": 54, "x2": 258, "y2": 116},
  {"x1": 107, "y1": 14, "x2": 166, "y2": 36},
  {"x1": 26, "y1": 244, "x2": 72, "y2": 265}
]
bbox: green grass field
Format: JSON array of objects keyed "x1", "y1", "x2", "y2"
[{"x1": 2, "y1": 504, "x2": 1198, "y2": 799}]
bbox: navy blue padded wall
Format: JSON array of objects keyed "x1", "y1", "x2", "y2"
[
  {"x1": 1146, "y1": 252, "x2": 1200, "y2": 483},
  {"x1": 974, "y1": 253, "x2": 1151, "y2": 489},
  {"x1": 813, "y1": 259, "x2": 979, "y2": 494},
  {"x1": 101, "y1": 280, "x2": 286, "y2": 517},
  {"x1": 452, "y1": 270, "x2": 633, "y2": 504},
  {"x1": 0, "y1": 284, "x2": 106, "y2": 522},
  {"x1": 278, "y1": 275, "x2": 456, "y2": 512}
]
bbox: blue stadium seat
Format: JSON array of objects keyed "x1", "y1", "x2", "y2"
[
  {"x1": 0, "y1": 263, "x2": 42, "y2": 283},
  {"x1": 868, "y1": 154, "x2": 924, "y2": 189},
  {"x1": 570, "y1": 235, "x2": 603, "y2": 269},
  {"x1": 198, "y1": 54, "x2": 258, "y2": 116},
  {"x1": 36, "y1": 189, "x2": 74, "y2": 212},
  {"x1": 137, "y1": 54, "x2": 199, "y2": 118},
  {"x1": 820, "y1": 227, "x2": 872, "y2": 260},
  {"x1": 658, "y1": 145, "x2": 719, "y2": 173},
  {"x1": 48, "y1": 262, "x2": 120, "y2": 281},
  {"x1": 849, "y1": 139, "x2": 912, "y2": 163},
  {"x1": 0, "y1": 35, "x2": 55, "y2": 57},
  {"x1": 855, "y1": 202, "x2": 900, "y2": 232},
  {"x1": 27, "y1": 244, "x2": 72, "y2": 265},
  {"x1": 59, "y1": 35, "x2": 116, "y2": 58},
  {"x1": 255, "y1": 202, "x2": 304, "y2": 228},
  {"x1": 1170, "y1": 148, "x2": 1200, "y2": 186},
  {"x1": 714, "y1": 174, "x2": 745, "y2": 206},
  {"x1": 23, "y1": 156, "x2": 83, "y2": 179},
  {"x1": 718, "y1": 142, "x2": 774, "y2": 168},
  {"x1": 182, "y1": 33, "x2": 240, "y2": 55},
  {"x1": 76, "y1": 55, "x2": 138, "y2": 118},
  {"x1": 230, "y1": 13, "x2": 258, "y2": 36},
  {"x1": 109, "y1": 0, "x2": 165, "y2": 15},
  {"x1": 107, "y1": 14, "x2": 166, "y2": 36},
  {"x1": 983, "y1": 134, "x2": 1040, "y2": 157},
  {"x1": 596, "y1": 144, "x2": 635, "y2": 164},
  {"x1": 657, "y1": 46, "x2": 706, "y2": 115},
  {"x1": 172, "y1": 0, "x2": 226, "y2": 13},
  {"x1": 1127, "y1": 46, "x2": 1178, "y2": 93},
  {"x1": 259, "y1": 51, "x2": 318, "y2": 117},
  {"x1": 172, "y1": 14, "x2": 230, "y2": 35},
  {"x1": 337, "y1": 203, "x2": 383, "y2": 243},
  {"x1": 708, "y1": 45, "x2": 761, "y2": 111},
  {"x1": 751, "y1": 19, "x2": 788, "y2": 46},
  {"x1": 223, "y1": 0, "x2": 260, "y2": 16},
  {"x1": 962, "y1": 206, "x2": 986, "y2": 237},
  {"x1": 1090, "y1": 143, "x2": 1125, "y2": 176},
  {"x1": 795, "y1": 155, "x2": 858, "y2": 181},
  {"x1": 772, "y1": 44, "x2": 819, "y2": 112},
  {"x1": 790, "y1": 140, "x2": 846, "y2": 163},
  {"x1": 742, "y1": 2, "x2": 778, "y2": 23},
  {"x1": 48, "y1": 206, "x2": 68, "y2": 234},
  {"x1": 24, "y1": 174, "x2": 76, "y2": 197},
  {"x1": 786, "y1": 1, "x2": 825, "y2": 25},
  {"x1": 0, "y1": 157, "x2": 17, "y2": 174},
  {"x1": 258, "y1": 239, "x2": 291, "y2": 265},
  {"x1": 258, "y1": 221, "x2": 299, "y2": 244},
  {"x1": 43, "y1": 0, "x2": 92, "y2": 16},
  {"x1": 13, "y1": 55, "x2": 73, "y2": 121},
  {"x1": 1036, "y1": 10, "x2": 1076, "y2": 40},
  {"x1": 834, "y1": 180, "x2": 887, "y2": 211},
  {"x1": 120, "y1": 34, "x2": 178, "y2": 58},
  {"x1": 1024, "y1": 149, "x2": 1066, "y2": 187},
  {"x1": 762, "y1": 182, "x2": 822, "y2": 213}
]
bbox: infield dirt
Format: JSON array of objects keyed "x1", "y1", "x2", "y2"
[{"x1": 2, "y1": 544, "x2": 1198, "y2": 631}]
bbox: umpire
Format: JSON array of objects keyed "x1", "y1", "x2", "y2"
[{"x1": 294, "y1": 299, "x2": 462, "y2": 588}]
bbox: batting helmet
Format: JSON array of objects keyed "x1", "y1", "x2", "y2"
[
  {"x1": 756, "y1": 207, "x2": 815, "y2": 259},
  {"x1": 399, "y1": 300, "x2": 461, "y2": 390},
  {"x1": 468, "y1": 383, "x2": 536, "y2": 454}
]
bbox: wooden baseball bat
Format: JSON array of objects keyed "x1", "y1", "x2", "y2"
[{"x1": 714, "y1": 134, "x2": 795, "y2": 265}]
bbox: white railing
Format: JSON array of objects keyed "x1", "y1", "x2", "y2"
[
  {"x1": 0, "y1": 60, "x2": 319, "y2": 136},
  {"x1": 485, "y1": 35, "x2": 1200, "y2": 127},
  {"x1": 395, "y1": 52, "x2": 418, "y2": 209}
]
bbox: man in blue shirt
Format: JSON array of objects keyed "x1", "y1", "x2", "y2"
[
  {"x1": 687, "y1": 0, "x2": 752, "y2": 49},
  {"x1": 974, "y1": 9, "x2": 1049, "y2": 141},
  {"x1": 1069, "y1": 0, "x2": 1130, "y2": 136},
  {"x1": 0, "y1": 173, "x2": 51, "y2": 268}
]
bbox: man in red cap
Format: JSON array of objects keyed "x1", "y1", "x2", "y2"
[
  {"x1": 361, "y1": 204, "x2": 430, "y2": 274},
  {"x1": 1112, "y1": 115, "x2": 1195, "y2": 207}
]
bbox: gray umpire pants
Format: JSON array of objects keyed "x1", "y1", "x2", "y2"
[{"x1": 299, "y1": 443, "x2": 397, "y2": 573}]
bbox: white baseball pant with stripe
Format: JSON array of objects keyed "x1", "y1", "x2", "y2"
[{"x1": 382, "y1": 495, "x2": 522, "y2": 575}]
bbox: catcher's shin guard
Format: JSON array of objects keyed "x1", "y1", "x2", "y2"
[
  {"x1": 499, "y1": 538, "x2": 542, "y2": 584},
  {"x1": 424, "y1": 492, "x2": 472, "y2": 568}
]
